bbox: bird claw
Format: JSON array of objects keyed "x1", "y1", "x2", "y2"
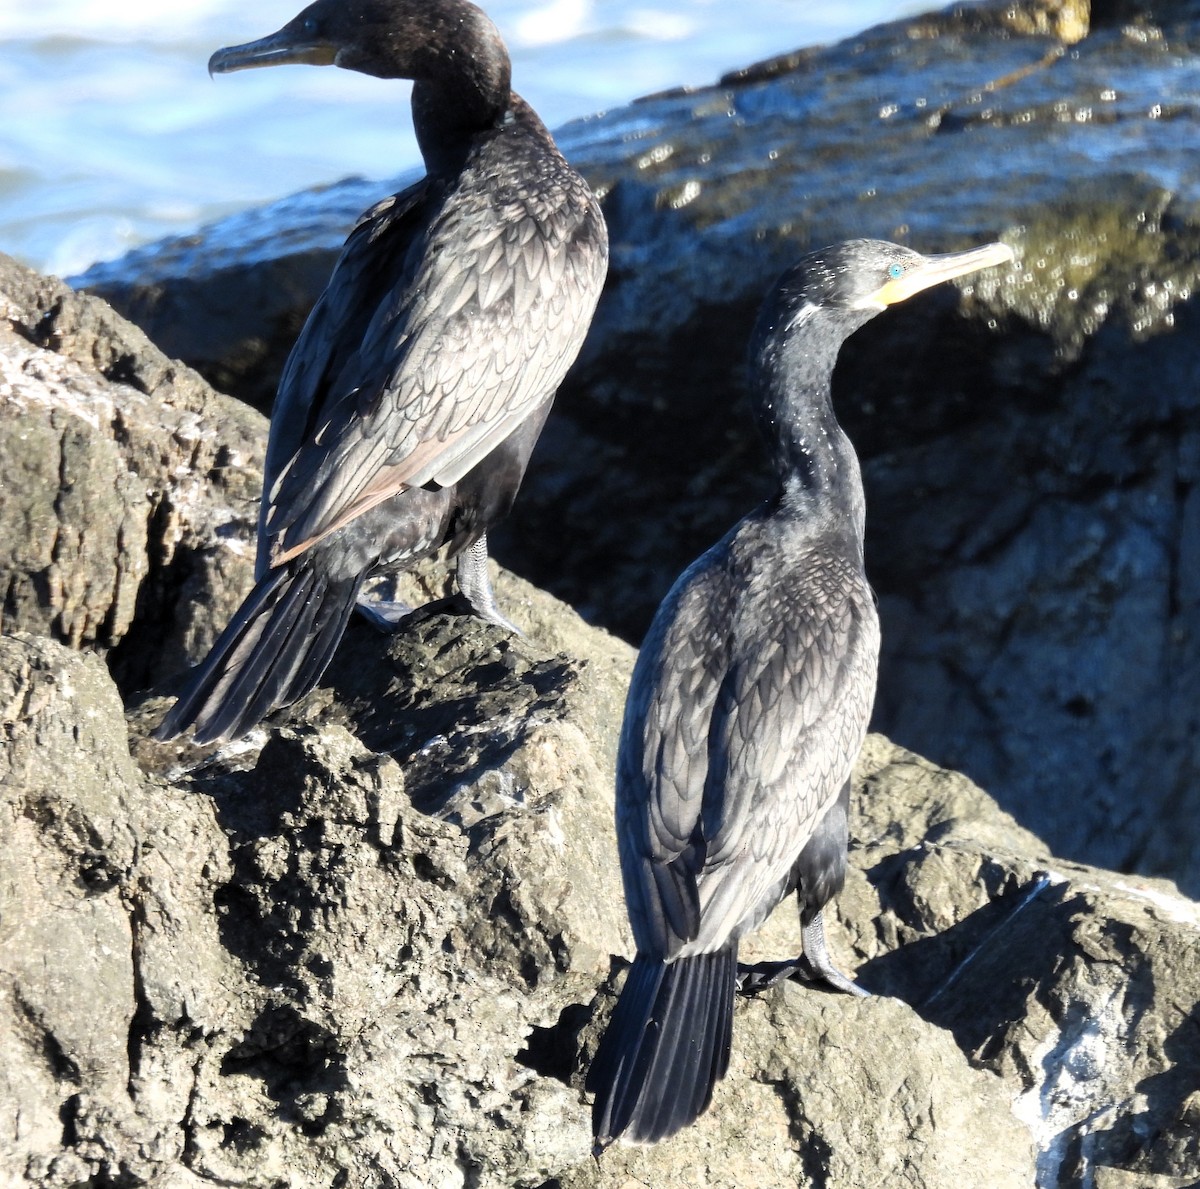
[
  {"x1": 735, "y1": 959, "x2": 794, "y2": 995},
  {"x1": 469, "y1": 600, "x2": 522, "y2": 636},
  {"x1": 355, "y1": 597, "x2": 417, "y2": 632},
  {"x1": 800, "y1": 910, "x2": 869, "y2": 997},
  {"x1": 735, "y1": 955, "x2": 868, "y2": 997}
]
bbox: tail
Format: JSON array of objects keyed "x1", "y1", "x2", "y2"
[
  {"x1": 155, "y1": 560, "x2": 364, "y2": 744},
  {"x1": 587, "y1": 948, "x2": 737, "y2": 1148}
]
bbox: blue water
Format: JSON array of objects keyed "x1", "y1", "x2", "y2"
[{"x1": 0, "y1": 1, "x2": 915, "y2": 277}]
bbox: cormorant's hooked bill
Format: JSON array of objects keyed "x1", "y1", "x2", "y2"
[
  {"x1": 209, "y1": 26, "x2": 337, "y2": 75},
  {"x1": 587, "y1": 236, "x2": 1013, "y2": 1150}
]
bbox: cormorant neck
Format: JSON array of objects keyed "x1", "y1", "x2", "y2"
[
  {"x1": 412, "y1": 78, "x2": 509, "y2": 174},
  {"x1": 408, "y1": 3, "x2": 512, "y2": 176},
  {"x1": 751, "y1": 302, "x2": 870, "y2": 530}
]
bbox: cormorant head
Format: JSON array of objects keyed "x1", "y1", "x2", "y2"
[
  {"x1": 748, "y1": 237, "x2": 1014, "y2": 482},
  {"x1": 772, "y1": 237, "x2": 1014, "y2": 326},
  {"x1": 208, "y1": 0, "x2": 511, "y2": 97}
]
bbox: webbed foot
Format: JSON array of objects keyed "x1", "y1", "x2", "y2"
[
  {"x1": 355, "y1": 597, "x2": 416, "y2": 632},
  {"x1": 736, "y1": 911, "x2": 868, "y2": 997}
]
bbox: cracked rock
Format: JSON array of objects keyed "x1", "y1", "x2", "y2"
[
  {"x1": 2, "y1": 621, "x2": 1199, "y2": 1186},
  {"x1": 0, "y1": 253, "x2": 264, "y2": 693}
]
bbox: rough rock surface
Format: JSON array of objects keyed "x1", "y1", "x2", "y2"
[
  {"x1": 4, "y1": 621, "x2": 1199, "y2": 1188},
  {"x1": 75, "y1": 0, "x2": 1200, "y2": 893},
  {"x1": 0, "y1": 254, "x2": 264, "y2": 692}
]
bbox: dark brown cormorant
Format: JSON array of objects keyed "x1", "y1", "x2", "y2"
[
  {"x1": 155, "y1": 0, "x2": 608, "y2": 744},
  {"x1": 587, "y1": 237, "x2": 1014, "y2": 1148}
]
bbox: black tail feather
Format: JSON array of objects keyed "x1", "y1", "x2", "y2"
[
  {"x1": 289, "y1": 576, "x2": 361, "y2": 698},
  {"x1": 154, "y1": 561, "x2": 364, "y2": 745},
  {"x1": 588, "y1": 948, "x2": 737, "y2": 1148},
  {"x1": 203, "y1": 568, "x2": 325, "y2": 741},
  {"x1": 682, "y1": 947, "x2": 730, "y2": 1127},
  {"x1": 200, "y1": 566, "x2": 318, "y2": 735}
]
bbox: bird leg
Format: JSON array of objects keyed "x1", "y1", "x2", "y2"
[
  {"x1": 354, "y1": 536, "x2": 523, "y2": 633},
  {"x1": 736, "y1": 910, "x2": 869, "y2": 997},
  {"x1": 455, "y1": 534, "x2": 521, "y2": 634},
  {"x1": 798, "y1": 910, "x2": 869, "y2": 997}
]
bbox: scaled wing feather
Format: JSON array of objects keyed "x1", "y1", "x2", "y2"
[
  {"x1": 618, "y1": 525, "x2": 879, "y2": 958},
  {"x1": 263, "y1": 144, "x2": 605, "y2": 565}
]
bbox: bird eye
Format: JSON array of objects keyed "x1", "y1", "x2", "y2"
[
  {"x1": 303, "y1": 16, "x2": 320, "y2": 36},
  {"x1": 887, "y1": 262, "x2": 904, "y2": 279}
]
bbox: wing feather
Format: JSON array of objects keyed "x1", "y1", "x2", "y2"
[
  {"x1": 616, "y1": 519, "x2": 880, "y2": 957},
  {"x1": 260, "y1": 120, "x2": 607, "y2": 567}
]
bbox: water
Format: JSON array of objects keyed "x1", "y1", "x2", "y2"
[{"x1": 0, "y1": 1, "x2": 915, "y2": 278}]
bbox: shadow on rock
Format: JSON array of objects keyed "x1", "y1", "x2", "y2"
[
  {"x1": 317, "y1": 613, "x2": 579, "y2": 818},
  {"x1": 222, "y1": 1003, "x2": 350, "y2": 1138},
  {"x1": 859, "y1": 872, "x2": 1075, "y2": 1054},
  {"x1": 1099, "y1": 1006, "x2": 1200, "y2": 1176}
]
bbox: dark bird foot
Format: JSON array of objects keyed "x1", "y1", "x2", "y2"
[
  {"x1": 736, "y1": 955, "x2": 868, "y2": 997},
  {"x1": 356, "y1": 591, "x2": 491, "y2": 632},
  {"x1": 356, "y1": 586, "x2": 518, "y2": 635},
  {"x1": 736, "y1": 911, "x2": 869, "y2": 998},
  {"x1": 737, "y1": 958, "x2": 805, "y2": 995}
]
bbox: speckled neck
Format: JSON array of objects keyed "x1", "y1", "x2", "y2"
[{"x1": 749, "y1": 300, "x2": 871, "y2": 536}]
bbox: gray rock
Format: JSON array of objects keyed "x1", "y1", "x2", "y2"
[
  {"x1": 846, "y1": 736, "x2": 1200, "y2": 1189},
  {"x1": 0, "y1": 254, "x2": 265, "y2": 692},
  {"x1": 4, "y1": 621, "x2": 1199, "y2": 1186}
]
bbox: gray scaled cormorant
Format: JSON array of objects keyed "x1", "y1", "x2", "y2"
[
  {"x1": 155, "y1": 0, "x2": 608, "y2": 744},
  {"x1": 587, "y1": 237, "x2": 1014, "y2": 1148}
]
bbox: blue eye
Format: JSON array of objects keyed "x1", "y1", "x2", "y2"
[{"x1": 887, "y1": 263, "x2": 904, "y2": 279}]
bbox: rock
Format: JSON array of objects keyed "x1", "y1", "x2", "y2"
[
  {"x1": 71, "y1": 0, "x2": 1200, "y2": 892},
  {"x1": 846, "y1": 736, "x2": 1200, "y2": 1189},
  {"x1": 2, "y1": 603, "x2": 633, "y2": 1188},
  {"x1": 4, "y1": 624, "x2": 1199, "y2": 1186},
  {"x1": 0, "y1": 254, "x2": 264, "y2": 693},
  {"x1": 0, "y1": 635, "x2": 142, "y2": 1184}
]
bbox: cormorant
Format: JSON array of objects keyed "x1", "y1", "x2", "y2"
[
  {"x1": 587, "y1": 237, "x2": 1014, "y2": 1148},
  {"x1": 156, "y1": 0, "x2": 607, "y2": 744}
]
